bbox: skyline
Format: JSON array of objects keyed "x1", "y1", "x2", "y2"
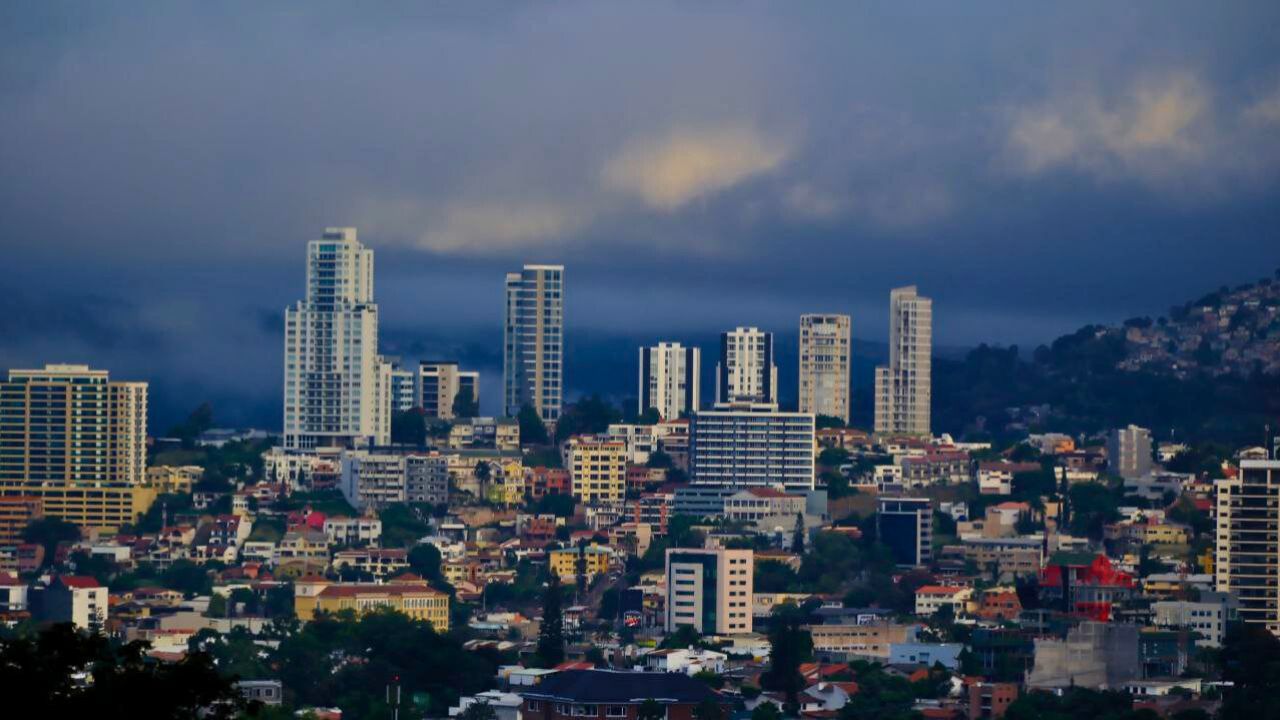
[{"x1": 3, "y1": 3, "x2": 1280, "y2": 429}]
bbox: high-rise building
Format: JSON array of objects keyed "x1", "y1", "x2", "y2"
[
  {"x1": 417, "y1": 362, "x2": 480, "y2": 420},
  {"x1": 1215, "y1": 458, "x2": 1280, "y2": 634},
  {"x1": 389, "y1": 366, "x2": 416, "y2": 413},
  {"x1": 689, "y1": 403, "x2": 815, "y2": 492},
  {"x1": 877, "y1": 496, "x2": 933, "y2": 567},
  {"x1": 799, "y1": 314, "x2": 851, "y2": 424},
  {"x1": 562, "y1": 435, "x2": 627, "y2": 506},
  {"x1": 874, "y1": 286, "x2": 932, "y2": 436},
  {"x1": 283, "y1": 228, "x2": 391, "y2": 449},
  {"x1": 1107, "y1": 425, "x2": 1153, "y2": 480},
  {"x1": 503, "y1": 265, "x2": 564, "y2": 424},
  {"x1": 0, "y1": 364, "x2": 155, "y2": 530},
  {"x1": 716, "y1": 327, "x2": 776, "y2": 405},
  {"x1": 665, "y1": 546, "x2": 753, "y2": 634},
  {"x1": 639, "y1": 342, "x2": 700, "y2": 420}
]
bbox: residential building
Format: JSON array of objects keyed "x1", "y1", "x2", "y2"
[
  {"x1": 418, "y1": 361, "x2": 480, "y2": 420},
  {"x1": 294, "y1": 576, "x2": 449, "y2": 630},
  {"x1": 716, "y1": 327, "x2": 776, "y2": 405},
  {"x1": 449, "y1": 417, "x2": 520, "y2": 451},
  {"x1": 323, "y1": 516, "x2": 383, "y2": 545},
  {"x1": 968, "y1": 683, "x2": 1018, "y2": 720},
  {"x1": 503, "y1": 264, "x2": 564, "y2": 424},
  {"x1": 1107, "y1": 425, "x2": 1154, "y2": 480},
  {"x1": 340, "y1": 450, "x2": 407, "y2": 511},
  {"x1": 877, "y1": 497, "x2": 933, "y2": 567},
  {"x1": 798, "y1": 314, "x2": 851, "y2": 423},
  {"x1": 549, "y1": 545, "x2": 612, "y2": 581},
  {"x1": 41, "y1": 575, "x2": 108, "y2": 631},
  {"x1": 0, "y1": 496, "x2": 42, "y2": 545},
  {"x1": 665, "y1": 546, "x2": 753, "y2": 634},
  {"x1": 389, "y1": 365, "x2": 416, "y2": 413},
  {"x1": 0, "y1": 364, "x2": 154, "y2": 530},
  {"x1": 914, "y1": 586, "x2": 973, "y2": 616},
  {"x1": 874, "y1": 286, "x2": 932, "y2": 436},
  {"x1": 689, "y1": 403, "x2": 816, "y2": 492},
  {"x1": 236, "y1": 681, "x2": 284, "y2": 708},
  {"x1": 406, "y1": 454, "x2": 450, "y2": 505},
  {"x1": 146, "y1": 465, "x2": 202, "y2": 494},
  {"x1": 563, "y1": 435, "x2": 627, "y2": 506},
  {"x1": 807, "y1": 622, "x2": 916, "y2": 660},
  {"x1": 643, "y1": 647, "x2": 727, "y2": 675},
  {"x1": 332, "y1": 548, "x2": 409, "y2": 578},
  {"x1": 1152, "y1": 592, "x2": 1239, "y2": 648},
  {"x1": 722, "y1": 487, "x2": 808, "y2": 530},
  {"x1": 1214, "y1": 459, "x2": 1280, "y2": 634},
  {"x1": 1039, "y1": 553, "x2": 1136, "y2": 622},
  {"x1": 519, "y1": 669, "x2": 727, "y2": 720},
  {"x1": 639, "y1": 342, "x2": 700, "y2": 420},
  {"x1": 961, "y1": 537, "x2": 1044, "y2": 579},
  {"x1": 283, "y1": 228, "x2": 392, "y2": 449},
  {"x1": 1027, "y1": 622, "x2": 1139, "y2": 690}
]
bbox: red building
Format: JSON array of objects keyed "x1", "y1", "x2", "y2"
[
  {"x1": 968, "y1": 683, "x2": 1018, "y2": 720},
  {"x1": 1039, "y1": 553, "x2": 1135, "y2": 621}
]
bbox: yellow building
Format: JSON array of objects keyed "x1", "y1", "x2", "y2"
[
  {"x1": 1143, "y1": 523, "x2": 1190, "y2": 545},
  {"x1": 0, "y1": 495, "x2": 42, "y2": 545},
  {"x1": 294, "y1": 576, "x2": 450, "y2": 630},
  {"x1": 563, "y1": 435, "x2": 627, "y2": 505},
  {"x1": 146, "y1": 465, "x2": 203, "y2": 494},
  {"x1": 0, "y1": 364, "x2": 153, "y2": 531},
  {"x1": 549, "y1": 545, "x2": 612, "y2": 580}
]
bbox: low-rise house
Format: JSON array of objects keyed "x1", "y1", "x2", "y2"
[
  {"x1": 235, "y1": 680, "x2": 283, "y2": 707},
  {"x1": 294, "y1": 575, "x2": 449, "y2": 630},
  {"x1": 324, "y1": 516, "x2": 383, "y2": 546},
  {"x1": 333, "y1": 548, "x2": 409, "y2": 578},
  {"x1": 40, "y1": 575, "x2": 107, "y2": 631},
  {"x1": 642, "y1": 647, "x2": 727, "y2": 675},
  {"x1": 914, "y1": 586, "x2": 972, "y2": 617}
]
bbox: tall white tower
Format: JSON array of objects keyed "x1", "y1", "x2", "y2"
[
  {"x1": 716, "y1": 327, "x2": 777, "y2": 406},
  {"x1": 799, "y1": 314, "x2": 851, "y2": 424},
  {"x1": 874, "y1": 286, "x2": 932, "y2": 435},
  {"x1": 283, "y1": 228, "x2": 391, "y2": 449},
  {"x1": 639, "y1": 342, "x2": 700, "y2": 420},
  {"x1": 504, "y1": 264, "x2": 564, "y2": 424}
]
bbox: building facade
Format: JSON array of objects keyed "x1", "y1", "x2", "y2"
[
  {"x1": 1107, "y1": 425, "x2": 1153, "y2": 480},
  {"x1": 563, "y1": 436, "x2": 628, "y2": 506},
  {"x1": 639, "y1": 342, "x2": 700, "y2": 420},
  {"x1": 689, "y1": 404, "x2": 815, "y2": 492},
  {"x1": 877, "y1": 496, "x2": 933, "y2": 567},
  {"x1": 665, "y1": 547, "x2": 753, "y2": 634},
  {"x1": 1215, "y1": 459, "x2": 1280, "y2": 634},
  {"x1": 716, "y1": 327, "x2": 776, "y2": 405},
  {"x1": 503, "y1": 264, "x2": 564, "y2": 424},
  {"x1": 874, "y1": 286, "x2": 932, "y2": 436},
  {"x1": 283, "y1": 228, "x2": 392, "y2": 449},
  {"x1": 418, "y1": 361, "x2": 480, "y2": 420},
  {"x1": 0, "y1": 364, "x2": 154, "y2": 530},
  {"x1": 799, "y1": 314, "x2": 851, "y2": 424}
]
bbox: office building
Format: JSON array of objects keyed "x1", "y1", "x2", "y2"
[
  {"x1": 1215, "y1": 459, "x2": 1280, "y2": 634},
  {"x1": 716, "y1": 327, "x2": 776, "y2": 405},
  {"x1": 418, "y1": 361, "x2": 480, "y2": 420},
  {"x1": 689, "y1": 403, "x2": 815, "y2": 492},
  {"x1": 799, "y1": 314, "x2": 851, "y2": 424},
  {"x1": 563, "y1": 435, "x2": 627, "y2": 506},
  {"x1": 665, "y1": 546, "x2": 753, "y2": 634},
  {"x1": 877, "y1": 496, "x2": 933, "y2": 567},
  {"x1": 0, "y1": 364, "x2": 155, "y2": 530},
  {"x1": 283, "y1": 228, "x2": 392, "y2": 449},
  {"x1": 503, "y1": 264, "x2": 564, "y2": 424},
  {"x1": 874, "y1": 286, "x2": 932, "y2": 436},
  {"x1": 1107, "y1": 425, "x2": 1153, "y2": 480},
  {"x1": 639, "y1": 342, "x2": 700, "y2": 420}
]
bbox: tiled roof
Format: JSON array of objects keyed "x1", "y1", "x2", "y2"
[{"x1": 522, "y1": 669, "x2": 722, "y2": 704}]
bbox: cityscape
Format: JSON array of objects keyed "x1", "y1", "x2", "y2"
[{"x1": 4, "y1": 4, "x2": 1280, "y2": 720}]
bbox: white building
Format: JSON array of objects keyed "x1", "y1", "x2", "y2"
[
  {"x1": 639, "y1": 342, "x2": 701, "y2": 420},
  {"x1": 340, "y1": 450, "x2": 406, "y2": 511},
  {"x1": 799, "y1": 314, "x2": 851, "y2": 424},
  {"x1": 389, "y1": 365, "x2": 416, "y2": 413},
  {"x1": 323, "y1": 516, "x2": 383, "y2": 545},
  {"x1": 643, "y1": 647, "x2": 728, "y2": 675},
  {"x1": 283, "y1": 228, "x2": 391, "y2": 449},
  {"x1": 1215, "y1": 459, "x2": 1280, "y2": 634},
  {"x1": 665, "y1": 546, "x2": 753, "y2": 635},
  {"x1": 503, "y1": 264, "x2": 564, "y2": 424},
  {"x1": 1107, "y1": 425, "x2": 1154, "y2": 480},
  {"x1": 689, "y1": 403, "x2": 816, "y2": 492},
  {"x1": 43, "y1": 576, "x2": 108, "y2": 631},
  {"x1": 716, "y1": 327, "x2": 777, "y2": 405},
  {"x1": 1152, "y1": 592, "x2": 1239, "y2": 648},
  {"x1": 874, "y1": 286, "x2": 932, "y2": 436}
]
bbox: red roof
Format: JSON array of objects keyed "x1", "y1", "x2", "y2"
[
  {"x1": 916, "y1": 585, "x2": 967, "y2": 595},
  {"x1": 58, "y1": 576, "x2": 103, "y2": 589}
]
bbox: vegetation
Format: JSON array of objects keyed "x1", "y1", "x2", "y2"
[
  {"x1": 518, "y1": 405, "x2": 550, "y2": 446},
  {"x1": 536, "y1": 575, "x2": 565, "y2": 667},
  {"x1": 391, "y1": 409, "x2": 428, "y2": 446}
]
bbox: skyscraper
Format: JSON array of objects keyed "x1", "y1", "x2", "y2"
[
  {"x1": 799, "y1": 314, "x2": 851, "y2": 424},
  {"x1": 1106, "y1": 425, "x2": 1153, "y2": 480},
  {"x1": 639, "y1": 342, "x2": 700, "y2": 420},
  {"x1": 283, "y1": 228, "x2": 391, "y2": 449},
  {"x1": 0, "y1": 364, "x2": 154, "y2": 530},
  {"x1": 874, "y1": 286, "x2": 932, "y2": 436},
  {"x1": 503, "y1": 264, "x2": 564, "y2": 424},
  {"x1": 1214, "y1": 458, "x2": 1280, "y2": 634},
  {"x1": 716, "y1": 327, "x2": 776, "y2": 406}
]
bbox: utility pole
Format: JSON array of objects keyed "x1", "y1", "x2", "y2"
[{"x1": 387, "y1": 676, "x2": 402, "y2": 720}]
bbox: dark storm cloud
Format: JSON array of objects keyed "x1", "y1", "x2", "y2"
[{"x1": 2, "y1": 1, "x2": 1279, "y2": 429}]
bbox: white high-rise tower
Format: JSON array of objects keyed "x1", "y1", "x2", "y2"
[
  {"x1": 283, "y1": 228, "x2": 391, "y2": 449},
  {"x1": 716, "y1": 327, "x2": 777, "y2": 406},
  {"x1": 639, "y1": 342, "x2": 700, "y2": 420},
  {"x1": 874, "y1": 286, "x2": 932, "y2": 435},
  {"x1": 799, "y1": 314, "x2": 851, "y2": 423},
  {"x1": 504, "y1": 264, "x2": 564, "y2": 424}
]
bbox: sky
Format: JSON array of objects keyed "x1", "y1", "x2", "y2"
[{"x1": 2, "y1": 2, "x2": 1280, "y2": 429}]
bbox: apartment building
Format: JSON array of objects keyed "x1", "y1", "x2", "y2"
[
  {"x1": 798, "y1": 314, "x2": 851, "y2": 423},
  {"x1": 418, "y1": 361, "x2": 480, "y2": 420},
  {"x1": 639, "y1": 342, "x2": 700, "y2": 420},
  {"x1": 665, "y1": 547, "x2": 753, "y2": 634},
  {"x1": 563, "y1": 435, "x2": 627, "y2": 506},
  {"x1": 716, "y1": 327, "x2": 777, "y2": 405},
  {"x1": 504, "y1": 264, "x2": 564, "y2": 424},
  {"x1": 1214, "y1": 459, "x2": 1280, "y2": 634},
  {"x1": 874, "y1": 286, "x2": 932, "y2": 436},
  {"x1": 689, "y1": 403, "x2": 816, "y2": 492}
]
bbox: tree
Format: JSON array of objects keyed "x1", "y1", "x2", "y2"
[
  {"x1": 694, "y1": 698, "x2": 723, "y2": 720},
  {"x1": 167, "y1": 401, "x2": 215, "y2": 446},
  {"x1": 391, "y1": 409, "x2": 427, "y2": 446},
  {"x1": 792, "y1": 513, "x2": 806, "y2": 555},
  {"x1": 407, "y1": 543, "x2": 445, "y2": 586},
  {"x1": 518, "y1": 404, "x2": 550, "y2": 446},
  {"x1": 23, "y1": 517, "x2": 81, "y2": 567},
  {"x1": 638, "y1": 699, "x2": 666, "y2": 720},
  {"x1": 815, "y1": 414, "x2": 845, "y2": 429},
  {"x1": 575, "y1": 539, "x2": 589, "y2": 596},
  {"x1": 536, "y1": 575, "x2": 566, "y2": 667},
  {"x1": 452, "y1": 389, "x2": 479, "y2": 419},
  {"x1": 459, "y1": 700, "x2": 498, "y2": 720},
  {"x1": 752, "y1": 702, "x2": 782, "y2": 720},
  {"x1": 647, "y1": 450, "x2": 674, "y2": 469},
  {"x1": 761, "y1": 605, "x2": 813, "y2": 711},
  {"x1": 474, "y1": 460, "x2": 493, "y2": 486}
]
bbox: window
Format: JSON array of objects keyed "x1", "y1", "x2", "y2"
[
  {"x1": 528, "y1": 702, "x2": 542, "y2": 712},
  {"x1": 606, "y1": 707, "x2": 627, "y2": 717}
]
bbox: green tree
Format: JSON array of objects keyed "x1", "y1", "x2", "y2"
[
  {"x1": 518, "y1": 404, "x2": 550, "y2": 446},
  {"x1": 761, "y1": 605, "x2": 813, "y2": 711},
  {"x1": 752, "y1": 702, "x2": 782, "y2": 720},
  {"x1": 792, "y1": 513, "x2": 806, "y2": 555},
  {"x1": 452, "y1": 389, "x2": 479, "y2": 419},
  {"x1": 537, "y1": 575, "x2": 566, "y2": 667},
  {"x1": 638, "y1": 699, "x2": 665, "y2": 720},
  {"x1": 391, "y1": 409, "x2": 427, "y2": 446},
  {"x1": 694, "y1": 698, "x2": 723, "y2": 720},
  {"x1": 23, "y1": 517, "x2": 81, "y2": 567},
  {"x1": 408, "y1": 543, "x2": 445, "y2": 586},
  {"x1": 459, "y1": 700, "x2": 498, "y2": 720}
]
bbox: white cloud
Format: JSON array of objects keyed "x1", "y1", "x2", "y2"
[{"x1": 602, "y1": 125, "x2": 791, "y2": 210}]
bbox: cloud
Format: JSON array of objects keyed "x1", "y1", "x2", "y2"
[
  {"x1": 603, "y1": 126, "x2": 791, "y2": 210},
  {"x1": 1244, "y1": 81, "x2": 1280, "y2": 126},
  {"x1": 1004, "y1": 72, "x2": 1211, "y2": 183}
]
